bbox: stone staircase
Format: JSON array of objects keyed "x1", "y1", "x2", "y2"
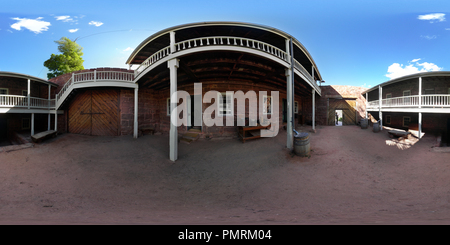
[{"x1": 180, "y1": 127, "x2": 201, "y2": 144}]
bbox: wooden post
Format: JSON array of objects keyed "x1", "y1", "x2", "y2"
[
  {"x1": 133, "y1": 87, "x2": 139, "y2": 138},
  {"x1": 286, "y1": 68, "x2": 293, "y2": 150},
  {"x1": 168, "y1": 58, "x2": 179, "y2": 161},
  {"x1": 27, "y1": 79, "x2": 30, "y2": 109},
  {"x1": 48, "y1": 84, "x2": 51, "y2": 130},
  {"x1": 418, "y1": 77, "x2": 422, "y2": 138},
  {"x1": 170, "y1": 31, "x2": 176, "y2": 53},
  {"x1": 365, "y1": 92, "x2": 368, "y2": 118},
  {"x1": 379, "y1": 85, "x2": 382, "y2": 130},
  {"x1": 312, "y1": 89, "x2": 315, "y2": 131},
  {"x1": 31, "y1": 113, "x2": 34, "y2": 136}
]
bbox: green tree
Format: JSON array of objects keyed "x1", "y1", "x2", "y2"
[{"x1": 44, "y1": 37, "x2": 84, "y2": 79}]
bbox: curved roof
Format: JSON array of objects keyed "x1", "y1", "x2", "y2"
[
  {"x1": 363, "y1": 71, "x2": 450, "y2": 94},
  {"x1": 0, "y1": 71, "x2": 57, "y2": 86},
  {"x1": 126, "y1": 21, "x2": 322, "y2": 81}
]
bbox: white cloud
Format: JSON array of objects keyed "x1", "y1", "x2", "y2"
[
  {"x1": 123, "y1": 47, "x2": 133, "y2": 52},
  {"x1": 421, "y1": 35, "x2": 437, "y2": 40},
  {"x1": 69, "y1": 28, "x2": 79, "y2": 33},
  {"x1": 10, "y1": 17, "x2": 51, "y2": 34},
  {"x1": 55, "y1": 15, "x2": 73, "y2": 22},
  {"x1": 89, "y1": 21, "x2": 103, "y2": 27},
  {"x1": 418, "y1": 13, "x2": 446, "y2": 23},
  {"x1": 385, "y1": 59, "x2": 443, "y2": 80}
]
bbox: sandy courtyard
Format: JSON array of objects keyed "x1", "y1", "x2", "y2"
[{"x1": 0, "y1": 125, "x2": 449, "y2": 225}]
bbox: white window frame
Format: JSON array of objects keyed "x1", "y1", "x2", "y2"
[
  {"x1": 424, "y1": 88, "x2": 435, "y2": 95},
  {"x1": 402, "y1": 116, "x2": 411, "y2": 127},
  {"x1": 263, "y1": 95, "x2": 272, "y2": 115},
  {"x1": 218, "y1": 92, "x2": 233, "y2": 116},
  {"x1": 0, "y1": 88, "x2": 8, "y2": 95},
  {"x1": 294, "y1": 101, "x2": 298, "y2": 114},
  {"x1": 386, "y1": 93, "x2": 392, "y2": 99},
  {"x1": 22, "y1": 118, "x2": 30, "y2": 130},
  {"x1": 385, "y1": 115, "x2": 391, "y2": 124}
]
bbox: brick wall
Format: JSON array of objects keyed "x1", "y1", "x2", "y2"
[{"x1": 315, "y1": 85, "x2": 367, "y2": 126}]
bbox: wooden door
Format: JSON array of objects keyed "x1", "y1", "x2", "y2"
[
  {"x1": 68, "y1": 89, "x2": 120, "y2": 136},
  {"x1": 327, "y1": 99, "x2": 356, "y2": 126}
]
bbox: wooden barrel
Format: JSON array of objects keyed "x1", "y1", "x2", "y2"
[
  {"x1": 294, "y1": 132, "x2": 310, "y2": 157},
  {"x1": 373, "y1": 122, "x2": 380, "y2": 132},
  {"x1": 360, "y1": 119, "x2": 368, "y2": 129}
]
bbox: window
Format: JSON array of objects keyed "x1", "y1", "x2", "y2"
[
  {"x1": 386, "y1": 93, "x2": 392, "y2": 99},
  {"x1": 22, "y1": 90, "x2": 28, "y2": 96},
  {"x1": 403, "y1": 90, "x2": 411, "y2": 104},
  {"x1": 263, "y1": 95, "x2": 272, "y2": 115},
  {"x1": 0, "y1": 88, "x2": 8, "y2": 95},
  {"x1": 403, "y1": 116, "x2": 411, "y2": 127},
  {"x1": 22, "y1": 118, "x2": 30, "y2": 130},
  {"x1": 218, "y1": 92, "x2": 233, "y2": 116},
  {"x1": 294, "y1": 101, "x2": 298, "y2": 114},
  {"x1": 385, "y1": 115, "x2": 391, "y2": 124},
  {"x1": 424, "y1": 88, "x2": 435, "y2": 95},
  {"x1": 166, "y1": 98, "x2": 171, "y2": 116}
]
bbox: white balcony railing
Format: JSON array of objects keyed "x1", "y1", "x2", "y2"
[
  {"x1": 55, "y1": 70, "x2": 135, "y2": 109},
  {"x1": 367, "y1": 94, "x2": 450, "y2": 109},
  {"x1": 133, "y1": 36, "x2": 318, "y2": 91},
  {"x1": 0, "y1": 95, "x2": 55, "y2": 109}
]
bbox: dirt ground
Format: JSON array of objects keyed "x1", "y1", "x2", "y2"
[{"x1": 1, "y1": 125, "x2": 450, "y2": 225}]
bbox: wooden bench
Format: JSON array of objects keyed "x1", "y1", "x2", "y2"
[
  {"x1": 31, "y1": 130, "x2": 57, "y2": 143},
  {"x1": 388, "y1": 129, "x2": 410, "y2": 140},
  {"x1": 238, "y1": 124, "x2": 270, "y2": 143}
]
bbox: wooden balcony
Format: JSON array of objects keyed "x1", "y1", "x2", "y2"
[
  {"x1": 367, "y1": 94, "x2": 450, "y2": 112},
  {"x1": 0, "y1": 95, "x2": 55, "y2": 113}
]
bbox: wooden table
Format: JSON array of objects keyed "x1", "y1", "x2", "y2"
[{"x1": 238, "y1": 124, "x2": 270, "y2": 143}]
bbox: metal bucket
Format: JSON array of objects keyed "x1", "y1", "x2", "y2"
[
  {"x1": 294, "y1": 132, "x2": 310, "y2": 157},
  {"x1": 360, "y1": 119, "x2": 368, "y2": 129},
  {"x1": 373, "y1": 122, "x2": 380, "y2": 132}
]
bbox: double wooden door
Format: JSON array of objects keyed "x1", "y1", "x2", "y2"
[
  {"x1": 68, "y1": 89, "x2": 120, "y2": 136},
  {"x1": 327, "y1": 99, "x2": 357, "y2": 126}
]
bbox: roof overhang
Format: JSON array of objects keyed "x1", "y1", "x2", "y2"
[
  {"x1": 362, "y1": 71, "x2": 450, "y2": 94},
  {"x1": 0, "y1": 71, "x2": 58, "y2": 87},
  {"x1": 126, "y1": 21, "x2": 323, "y2": 82}
]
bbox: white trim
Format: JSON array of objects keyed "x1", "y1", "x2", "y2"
[{"x1": 0, "y1": 88, "x2": 8, "y2": 95}]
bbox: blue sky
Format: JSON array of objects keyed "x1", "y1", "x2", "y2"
[{"x1": 1, "y1": 0, "x2": 449, "y2": 88}]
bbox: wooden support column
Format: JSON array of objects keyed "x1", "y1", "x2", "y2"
[
  {"x1": 168, "y1": 58, "x2": 179, "y2": 161},
  {"x1": 378, "y1": 85, "x2": 382, "y2": 130},
  {"x1": 27, "y1": 79, "x2": 30, "y2": 109},
  {"x1": 286, "y1": 68, "x2": 293, "y2": 150},
  {"x1": 31, "y1": 113, "x2": 34, "y2": 136},
  {"x1": 312, "y1": 88, "x2": 316, "y2": 131},
  {"x1": 418, "y1": 77, "x2": 422, "y2": 138},
  {"x1": 48, "y1": 84, "x2": 51, "y2": 130},
  {"x1": 170, "y1": 31, "x2": 176, "y2": 53},
  {"x1": 133, "y1": 87, "x2": 139, "y2": 139}
]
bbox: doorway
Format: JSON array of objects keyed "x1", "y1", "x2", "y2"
[
  {"x1": 335, "y1": 110, "x2": 343, "y2": 126},
  {"x1": 188, "y1": 95, "x2": 202, "y2": 131}
]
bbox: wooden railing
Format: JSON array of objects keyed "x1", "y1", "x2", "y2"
[
  {"x1": 368, "y1": 94, "x2": 450, "y2": 109},
  {"x1": 55, "y1": 70, "x2": 135, "y2": 108},
  {"x1": 133, "y1": 36, "x2": 317, "y2": 91},
  {"x1": 0, "y1": 95, "x2": 55, "y2": 109}
]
